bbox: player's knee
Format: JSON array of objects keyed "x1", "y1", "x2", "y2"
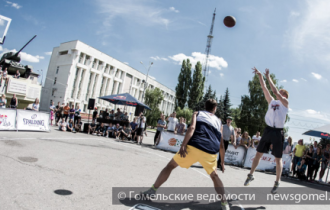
[
  {"x1": 210, "y1": 171, "x2": 218, "y2": 180},
  {"x1": 275, "y1": 158, "x2": 282, "y2": 164},
  {"x1": 166, "y1": 160, "x2": 178, "y2": 170}
]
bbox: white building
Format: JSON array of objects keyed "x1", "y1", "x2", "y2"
[{"x1": 40, "y1": 40, "x2": 175, "y2": 118}]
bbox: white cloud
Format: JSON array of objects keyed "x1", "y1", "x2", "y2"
[
  {"x1": 169, "y1": 7, "x2": 179, "y2": 13},
  {"x1": 289, "y1": 108, "x2": 293, "y2": 112},
  {"x1": 44, "y1": 52, "x2": 52, "y2": 55},
  {"x1": 301, "y1": 78, "x2": 307, "y2": 81},
  {"x1": 197, "y1": 21, "x2": 206, "y2": 26},
  {"x1": 290, "y1": 11, "x2": 300, "y2": 17},
  {"x1": 150, "y1": 56, "x2": 168, "y2": 61},
  {"x1": 0, "y1": 46, "x2": 3, "y2": 51},
  {"x1": 220, "y1": 73, "x2": 224, "y2": 77},
  {"x1": 96, "y1": 0, "x2": 170, "y2": 36},
  {"x1": 0, "y1": 48, "x2": 44, "y2": 63},
  {"x1": 292, "y1": 79, "x2": 299, "y2": 83},
  {"x1": 311, "y1": 72, "x2": 322, "y2": 80},
  {"x1": 287, "y1": 0, "x2": 330, "y2": 62},
  {"x1": 6, "y1": 1, "x2": 22, "y2": 9},
  {"x1": 289, "y1": 109, "x2": 330, "y2": 124},
  {"x1": 0, "y1": 19, "x2": 4, "y2": 26},
  {"x1": 280, "y1": 80, "x2": 287, "y2": 83},
  {"x1": 169, "y1": 52, "x2": 228, "y2": 70},
  {"x1": 123, "y1": 62, "x2": 129, "y2": 65}
]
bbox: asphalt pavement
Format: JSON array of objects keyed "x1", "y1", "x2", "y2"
[{"x1": 0, "y1": 126, "x2": 329, "y2": 210}]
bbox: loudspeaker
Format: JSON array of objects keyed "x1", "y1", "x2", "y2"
[
  {"x1": 88, "y1": 98, "x2": 95, "y2": 110},
  {"x1": 135, "y1": 105, "x2": 145, "y2": 116}
]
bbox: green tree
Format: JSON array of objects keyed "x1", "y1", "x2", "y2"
[
  {"x1": 195, "y1": 85, "x2": 215, "y2": 111},
  {"x1": 175, "y1": 59, "x2": 192, "y2": 109},
  {"x1": 144, "y1": 88, "x2": 164, "y2": 127},
  {"x1": 222, "y1": 88, "x2": 232, "y2": 122},
  {"x1": 188, "y1": 61, "x2": 205, "y2": 109},
  {"x1": 235, "y1": 74, "x2": 289, "y2": 136},
  {"x1": 215, "y1": 96, "x2": 224, "y2": 122},
  {"x1": 176, "y1": 107, "x2": 193, "y2": 124}
]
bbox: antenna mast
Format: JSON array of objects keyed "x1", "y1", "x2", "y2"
[{"x1": 203, "y1": 8, "x2": 216, "y2": 86}]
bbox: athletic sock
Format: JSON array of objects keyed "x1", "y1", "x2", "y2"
[
  {"x1": 151, "y1": 184, "x2": 158, "y2": 191},
  {"x1": 221, "y1": 201, "x2": 228, "y2": 205}
]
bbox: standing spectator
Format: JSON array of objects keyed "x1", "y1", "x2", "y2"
[
  {"x1": 218, "y1": 116, "x2": 235, "y2": 169},
  {"x1": 74, "y1": 118, "x2": 82, "y2": 133},
  {"x1": 236, "y1": 128, "x2": 242, "y2": 146},
  {"x1": 166, "y1": 111, "x2": 178, "y2": 132},
  {"x1": 174, "y1": 117, "x2": 186, "y2": 135},
  {"x1": 240, "y1": 131, "x2": 251, "y2": 149},
  {"x1": 122, "y1": 112, "x2": 129, "y2": 121},
  {"x1": 319, "y1": 144, "x2": 330, "y2": 183},
  {"x1": 59, "y1": 118, "x2": 67, "y2": 131},
  {"x1": 312, "y1": 147, "x2": 323, "y2": 181},
  {"x1": 67, "y1": 119, "x2": 74, "y2": 132},
  {"x1": 115, "y1": 108, "x2": 122, "y2": 119},
  {"x1": 10, "y1": 94, "x2": 18, "y2": 108},
  {"x1": 0, "y1": 94, "x2": 7, "y2": 108},
  {"x1": 88, "y1": 120, "x2": 97, "y2": 135},
  {"x1": 313, "y1": 141, "x2": 318, "y2": 154},
  {"x1": 251, "y1": 131, "x2": 261, "y2": 148},
  {"x1": 63, "y1": 103, "x2": 70, "y2": 122},
  {"x1": 296, "y1": 158, "x2": 307, "y2": 180},
  {"x1": 136, "y1": 112, "x2": 146, "y2": 145},
  {"x1": 93, "y1": 107, "x2": 98, "y2": 121},
  {"x1": 154, "y1": 114, "x2": 166, "y2": 145},
  {"x1": 0, "y1": 68, "x2": 8, "y2": 87},
  {"x1": 292, "y1": 139, "x2": 306, "y2": 177},
  {"x1": 283, "y1": 137, "x2": 292, "y2": 154},
  {"x1": 74, "y1": 105, "x2": 81, "y2": 126},
  {"x1": 69, "y1": 105, "x2": 75, "y2": 121},
  {"x1": 96, "y1": 123, "x2": 106, "y2": 136},
  {"x1": 13, "y1": 70, "x2": 20, "y2": 79},
  {"x1": 120, "y1": 125, "x2": 131, "y2": 140},
  {"x1": 32, "y1": 98, "x2": 40, "y2": 111},
  {"x1": 103, "y1": 108, "x2": 109, "y2": 120},
  {"x1": 105, "y1": 123, "x2": 115, "y2": 138},
  {"x1": 109, "y1": 110, "x2": 115, "y2": 119},
  {"x1": 55, "y1": 102, "x2": 61, "y2": 126},
  {"x1": 50, "y1": 101, "x2": 55, "y2": 126},
  {"x1": 56, "y1": 103, "x2": 65, "y2": 125},
  {"x1": 130, "y1": 118, "x2": 138, "y2": 142},
  {"x1": 305, "y1": 145, "x2": 314, "y2": 181}
]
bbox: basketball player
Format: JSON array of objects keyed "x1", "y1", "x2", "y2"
[
  {"x1": 244, "y1": 67, "x2": 289, "y2": 194},
  {"x1": 141, "y1": 99, "x2": 229, "y2": 210}
]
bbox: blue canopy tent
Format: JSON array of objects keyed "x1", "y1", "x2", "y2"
[
  {"x1": 98, "y1": 93, "x2": 151, "y2": 110},
  {"x1": 303, "y1": 124, "x2": 330, "y2": 139}
]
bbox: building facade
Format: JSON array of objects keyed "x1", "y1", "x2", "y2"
[{"x1": 40, "y1": 40, "x2": 175, "y2": 118}]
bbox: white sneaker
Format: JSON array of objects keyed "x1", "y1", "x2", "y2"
[{"x1": 221, "y1": 202, "x2": 230, "y2": 210}]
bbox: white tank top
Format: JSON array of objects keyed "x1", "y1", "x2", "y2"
[{"x1": 265, "y1": 100, "x2": 288, "y2": 128}]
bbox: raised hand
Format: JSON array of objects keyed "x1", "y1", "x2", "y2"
[
  {"x1": 264, "y1": 68, "x2": 270, "y2": 77},
  {"x1": 252, "y1": 67, "x2": 262, "y2": 76}
]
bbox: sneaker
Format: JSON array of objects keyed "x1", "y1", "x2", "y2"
[
  {"x1": 271, "y1": 181, "x2": 279, "y2": 194},
  {"x1": 221, "y1": 202, "x2": 230, "y2": 210},
  {"x1": 244, "y1": 174, "x2": 254, "y2": 186},
  {"x1": 140, "y1": 187, "x2": 156, "y2": 199}
]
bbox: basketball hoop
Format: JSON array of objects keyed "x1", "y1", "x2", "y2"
[{"x1": 0, "y1": 14, "x2": 12, "y2": 45}]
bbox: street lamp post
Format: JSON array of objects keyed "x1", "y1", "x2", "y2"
[{"x1": 140, "y1": 61, "x2": 153, "y2": 102}]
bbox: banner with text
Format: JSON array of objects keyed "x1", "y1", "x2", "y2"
[
  {"x1": 156, "y1": 131, "x2": 184, "y2": 152},
  {"x1": 16, "y1": 110, "x2": 50, "y2": 131},
  {"x1": 243, "y1": 147, "x2": 292, "y2": 171},
  {"x1": 224, "y1": 145, "x2": 247, "y2": 167},
  {"x1": 0, "y1": 109, "x2": 16, "y2": 130}
]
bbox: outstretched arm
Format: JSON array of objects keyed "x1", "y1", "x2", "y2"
[
  {"x1": 252, "y1": 67, "x2": 273, "y2": 104},
  {"x1": 264, "y1": 69, "x2": 288, "y2": 108}
]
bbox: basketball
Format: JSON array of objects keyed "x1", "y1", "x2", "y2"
[
  {"x1": 223, "y1": 16, "x2": 236, "y2": 28},
  {"x1": 168, "y1": 138, "x2": 177, "y2": 146}
]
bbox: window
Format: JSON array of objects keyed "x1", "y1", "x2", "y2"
[
  {"x1": 54, "y1": 77, "x2": 57, "y2": 85},
  {"x1": 85, "y1": 73, "x2": 93, "y2": 100},
  {"x1": 71, "y1": 68, "x2": 79, "y2": 98},
  {"x1": 52, "y1": 88, "x2": 56, "y2": 96},
  {"x1": 56, "y1": 66, "x2": 59, "y2": 74},
  {"x1": 59, "y1": 50, "x2": 68, "y2": 55}
]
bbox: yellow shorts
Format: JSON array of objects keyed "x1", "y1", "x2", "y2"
[{"x1": 173, "y1": 145, "x2": 217, "y2": 175}]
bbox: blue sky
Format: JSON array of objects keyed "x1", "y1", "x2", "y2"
[{"x1": 1, "y1": 0, "x2": 329, "y2": 142}]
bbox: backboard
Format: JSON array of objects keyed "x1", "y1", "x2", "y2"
[{"x1": 0, "y1": 14, "x2": 12, "y2": 45}]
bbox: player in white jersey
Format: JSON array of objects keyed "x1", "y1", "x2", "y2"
[{"x1": 244, "y1": 67, "x2": 289, "y2": 194}]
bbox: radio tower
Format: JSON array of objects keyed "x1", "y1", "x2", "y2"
[{"x1": 203, "y1": 8, "x2": 216, "y2": 85}]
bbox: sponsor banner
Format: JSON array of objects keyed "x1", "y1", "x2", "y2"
[
  {"x1": 224, "y1": 145, "x2": 246, "y2": 167},
  {"x1": 0, "y1": 109, "x2": 16, "y2": 130},
  {"x1": 16, "y1": 110, "x2": 50, "y2": 131},
  {"x1": 156, "y1": 131, "x2": 184, "y2": 152},
  {"x1": 243, "y1": 147, "x2": 292, "y2": 171}
]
